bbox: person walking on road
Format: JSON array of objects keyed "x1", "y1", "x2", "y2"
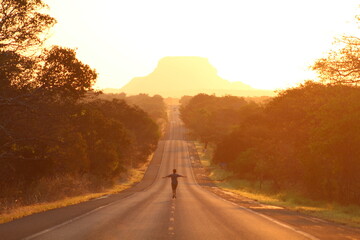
[{"x1": 163, "y1": 169, "x2": 186, "y2": 198}]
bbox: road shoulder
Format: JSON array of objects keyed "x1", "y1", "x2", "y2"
[{"x1": 187, "y1": 141, "x2": 360, "y2": 240}]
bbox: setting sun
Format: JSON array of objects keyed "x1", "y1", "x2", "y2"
[{"x1": 44, "y1": 0, "x2": 359, "y2": 90}]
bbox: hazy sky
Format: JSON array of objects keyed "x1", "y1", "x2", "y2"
[{"x1": 44, "y1": 0, "x2": 359, "y2": 90}]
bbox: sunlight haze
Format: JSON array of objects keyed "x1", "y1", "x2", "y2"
[
  {"x1": 44, "y1": 0, "x2": 359, "y2": 90},
  {"x1": 2, "y1": 1, "x2": 360, "y2": 235}
]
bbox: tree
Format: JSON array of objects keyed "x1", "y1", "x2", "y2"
[
  {"x1": 87, "y1": 99, "x2": 160, "y2": 165},
  {"x1": 0, "y1": 50, "x2": 34, "y2": 93},
  {"x1": 125, "y1": 94, "x2": 167, "y2": 122},
  {"x1": 180, "y1": 93, "x2": 256, "y2": 146},
  {"x1": 37, "y1": 46, "x2": 97, "y2": 101},
  {"x1": 312, "y1": 16, "x2": 360, "y2": 85},
  {"x1": 211, "y1": 82, "x2": 360, "y2": 204},
  {"x1": 0, "y1": 0, "x2": 56, "y2": 52},
  {"x1": 73, "y1": 106, "x2": 131, "y2": 180},
  {"x1": 0, "y1": 0, "x2": 164, "y2": 208},
  {"x1": 0, "y1": 1, "x2": 100, "y2": 195},
  {"x1": 0, "y1": 46, "x2": 98, "y2": 170},
  {"x1": 301, "y1": 84, "x2": 360, "y2": 203}
]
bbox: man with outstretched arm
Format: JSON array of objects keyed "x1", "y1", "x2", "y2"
[{"x1": 163, "y1": 169, "x2": 186, "y2": 198}]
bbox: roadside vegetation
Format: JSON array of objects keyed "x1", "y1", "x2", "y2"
[
  {"x1": 181, "y1": 24, "x2": 360, "y2": 225},
  {"x1": 0, "y1": 0, "x2": 165, "y2": 221},
  {"x1": 97, "y1": 93, "x2": 168, "y2": 132},
  {"x1": 0, "y1": 156, "x2": 152, "y2": 224},
  {"x1": 194, "y1": 142, "x2": 360, "y2": 227}
]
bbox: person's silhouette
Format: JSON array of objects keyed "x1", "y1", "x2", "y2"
[{"x1": 163, "y1": 169, "x2": 186, "y2": 198}]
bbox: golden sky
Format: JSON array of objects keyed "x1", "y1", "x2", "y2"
[{"x1": 44, "y1": 0, "x2": 359, "y2": 90}]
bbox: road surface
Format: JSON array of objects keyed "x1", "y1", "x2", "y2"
[{"x1": 1, "y1": 106, "x2": 357, "y2": 240}]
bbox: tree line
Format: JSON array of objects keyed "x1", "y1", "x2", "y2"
[
  {"x1": 181, "y1": 83, "x2": 360, "y2": 204},
  {"x1": 97, "y1": 93, "x2": 168, "y2": 126},
  {"x1": 0, "y1": 1, "x2": 162, "y2": 208},
  {"x1": 180, "y1": 12, "x2": 360, "y2": 205}
]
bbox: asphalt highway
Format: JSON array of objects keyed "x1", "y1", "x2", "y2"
[{"x1": 1, "y1": 106, "x2": 320, "y2": 240}]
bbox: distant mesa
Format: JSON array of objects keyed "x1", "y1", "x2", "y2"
[{"x1": 106, "y1": 56, "x2": 275, "y2": 97}]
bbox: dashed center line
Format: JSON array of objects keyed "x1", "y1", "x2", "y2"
[{"x1": 168, "y1": 200, "x2": 176, "y2": 237}]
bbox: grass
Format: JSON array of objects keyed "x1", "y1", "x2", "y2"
[
  {"x1": 193, "y1": 141, "x2": 360, "y2": 228},
  {"x1": 0, "y1": 154, "x2": 153, "y2": 224}
]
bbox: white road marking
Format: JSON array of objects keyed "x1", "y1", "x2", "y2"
[
  {"x1": 23, "y1": 205, "x2": 108, "y2": 240},
  {"x1": 93, "y1": 195, "x2": 110, "y2": 200},
  {"x1": 23, "y1": 141, "x2": 168, "y2": 240},
  {"x1": 186, "y1": 141, "x2": 320, "y2": 240},
  {"x1": 168, "y1": 199, "x2": 176, "y2": 237}
]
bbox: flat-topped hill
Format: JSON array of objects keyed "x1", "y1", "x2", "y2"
[{"x1": 115, "y1": 57, "x2": 274, "y2": 97}]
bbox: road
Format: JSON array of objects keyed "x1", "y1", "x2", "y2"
[{"x1": 0, "y1": 106, "x2": 349, "y2": 240}]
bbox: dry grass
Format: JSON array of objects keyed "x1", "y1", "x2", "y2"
[
  {"x1": 0, "y1": 154, "x2": 153, "y2": 224},
  {"x1": 0, "y1": 193, "x2": 108, "y2": 224},
  {"x1": 218, "y1": 180, "x2": 360, "y2": 228},
  {"x1": 194, "y1": 141, "x2": 360, "y2": 228}
]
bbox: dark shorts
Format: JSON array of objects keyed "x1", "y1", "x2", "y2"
[{"x1": 171, "y1": 183, "x2": 178, "y2": 190}]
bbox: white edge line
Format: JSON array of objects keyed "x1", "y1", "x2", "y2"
[
  {"x1": 236, "y1": 204, "x2": 320, "y2": 240},
  {"x1": 22, "y1": 205, "x2": 108, "y2": 240},
  {"x1": 186, "y1": 141, "x2": 320, "y2": 240},
  {"x1": 23, "y1": 140, "x2": 167, "y2": 240},
  {"x1": 24, "y1": 139, "x2": 318, "y2": 240}
]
